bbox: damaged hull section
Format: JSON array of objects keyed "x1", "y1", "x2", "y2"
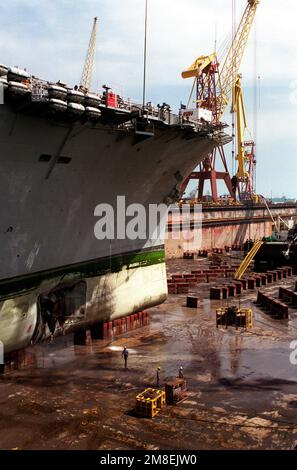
[{"x1": 0, "y1": 249, "x2": 167, "y2": 353}]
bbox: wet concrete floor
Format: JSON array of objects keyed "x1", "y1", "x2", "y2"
[{"x1": 1, "y1": 256, "x2": 297, "y2": 450}]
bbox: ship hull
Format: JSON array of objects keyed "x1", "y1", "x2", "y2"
[{"x1": 0, "y1": 103, "x2": 221, "y2": 353}]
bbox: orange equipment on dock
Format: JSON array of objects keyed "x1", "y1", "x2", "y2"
[{"x1": 165, "y1": 378, "x2": 188, "y2": 405}]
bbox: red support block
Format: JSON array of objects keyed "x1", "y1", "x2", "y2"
[
  {"x1": 285, "y1": 266, "x2": 293, "y2": 277},
  {"x1": 267, "y1": 271, "x2": 277, "y2": 282},
  {"x1": 260, "y1": 274, "x2": 267, "y2": 286},
  {"x1": 143, "y1": 311, "x2": 150, "y2": 325},
  {"x1": 168, "y1": 284, "x2": 177, "y2": 294},
  {"x1": 207, "y1": 273, "x2": 220, "y2": 283},
  {"x1": 253, "y1": 275, "x2": 261, "y2": 288},
  {"x1": 177, "y1": 283, "x2": 189, "y2": 294},
  {"x1": 222, "y1": 287, "x2": 229, "y2": 299},
  {"x1": 233, "y1": 281, "x2": 242, "y2": 295},
  {"x1": 108, "y1": 321, "x2": 113, "y2": 339},
  {"x1": 139, "y1": 311, "x2": 144, "y2": 327},
  {"x1": 195, "y1": 274, "x2": 207, "y2": 283},
  {"x1": 137, "y1": 313, "x2": 141, "y2": 328},
  {"x1": 18, "y1": 350, "x2": 24, "y2": 368},
  {"x1": 134, "y1": 314, "x2": 139, "y2": 328},
  {"x1": 225, "y1": 269, "x2": 236, "y2": 278},
  {"x1": 247, "y1": 278, "x2": 255, "y2": 290},
  {"x1": 280, "y1": 268, "x2": 288, "y2": 279},
  {"x1": 227, "y1": 284, "x2": 236, "y2": 297},
  {"x1": 275, "y1": 269, "x2": 283, "y2": 280},
  {"x1": 186, "y1": 296, "x2": 199, "y2": 308},
  {"x1": 25, "y1": 351, "x2": 31, "y2": 367},
  {"x1": 239, "y1": 279, "x2": 247, "y2": 290},
  {"x1": 266, "y1": 273, "x2": 273, "y2": 283},
  {"x1": 210, "y1": 287, "x2": 223, "y2": 300}
]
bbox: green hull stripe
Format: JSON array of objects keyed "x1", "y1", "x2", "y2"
[{"x1": 0, "y1": 248, "x2": 165, "y2": 300}]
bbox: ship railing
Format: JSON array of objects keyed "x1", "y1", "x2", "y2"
[{"x1": 6, "y1": 73, "x2": 221, "y2": 130}]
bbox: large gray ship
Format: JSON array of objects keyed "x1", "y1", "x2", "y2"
[{"x1": 0, "y1": 63, "x2": 230, "y2": 354}]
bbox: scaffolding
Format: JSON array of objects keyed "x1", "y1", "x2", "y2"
[{"x1": 135, "y1": 388, "x2": 166, "y2": 418}]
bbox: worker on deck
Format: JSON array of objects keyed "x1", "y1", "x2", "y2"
[
  {"x1": 178, "y1": 366, "x2": 184, "y2": 379},
  {"x1": 122, "y1": 346, "x2": 129, "y2": 369},
  {"x1": 156, "y1": 367, "x2": 161, "y2": 388}
]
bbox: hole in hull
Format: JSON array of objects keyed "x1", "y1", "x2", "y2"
[{"x1": 32, "y1": 281, "x2": 87, "y2": 343}]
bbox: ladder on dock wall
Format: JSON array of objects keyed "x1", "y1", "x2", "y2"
[{"x1": 234, "y1": 240, "x2": 264, "y2": 280}]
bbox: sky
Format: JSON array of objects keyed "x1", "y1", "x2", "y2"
[{"x1": 0, "y1": 0, "x2": 296, "y2": 198}]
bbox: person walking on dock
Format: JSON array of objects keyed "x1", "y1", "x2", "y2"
[
  {"x1": 122, "y1": 346, "x2": 129, "y2": 369},
  {"x1": 156, "y1": 367, "x2": 161, "y2": 388},
  {"x1": 178, "y1": 366, "x2": 184, "y2": 379}
]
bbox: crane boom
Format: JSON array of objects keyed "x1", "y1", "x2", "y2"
[
  {"x1": 231, "y1": 74, "x2": 258, "y2": 202},
  {"x1": 234, "y1": 240, "x2": 264, "y2": 280},
  {"x1": 218, "y1": 0, "x2": 260, "y2": 118},
  {"x1": 80, "y1": 17, "x2": 98, "y2": 91},
  {"x1": 231, "y1": 74, "x2": 248, "y2": 179},
  {"x1": 181, "y1": 53, "x2": 217, "y2": 80}
]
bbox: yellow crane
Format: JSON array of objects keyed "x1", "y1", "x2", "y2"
[
  {"x1": 180, "y1": 0, "x2": 261, "y2": 202},
  {"x1": 181, "y1": 53, "x2": 217, "y2": 80},
  {"x1": 182, "y1": 0, "x2": 260, "y2": 121},
  {"x1": 231, "y1": 74, "x2": 258, "y2": 202},
  {"x1": 232, "y1": 75, "x2": 248, "y2": 181},
  {"x1": 218, "y1": 0, "x2": 260, "y2": 118},
  {"x1": 234, "y1": 239, "x2": 264, "y2": 280}
]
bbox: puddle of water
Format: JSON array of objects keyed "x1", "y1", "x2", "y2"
[{"x1": 107, "y1": 346, "x2": 138, "y2": 354}]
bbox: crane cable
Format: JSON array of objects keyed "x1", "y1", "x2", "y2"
[
  {"x1": 186, "y1": 77, "x2": 197, "y2": 109},
  {"x1": 253, "y1": 14, "x2": 258, "y2": 193},
  {"x1": 231, "y1": 0, "x2": 236, "y2": 177}
]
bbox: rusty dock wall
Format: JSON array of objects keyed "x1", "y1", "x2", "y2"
[{"x1": 166, "y1": 203, "x2": 297, "y2": 259}]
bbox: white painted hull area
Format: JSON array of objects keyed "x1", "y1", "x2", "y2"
[{"x1": 0, "y1": 260, "x2": 167, "y2": 354}]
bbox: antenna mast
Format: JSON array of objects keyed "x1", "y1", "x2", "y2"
[{"x1": 80, "y1": 17, "x2": 98, "y2": 91}]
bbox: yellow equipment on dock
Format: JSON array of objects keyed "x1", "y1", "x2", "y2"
[
  {"x1": 234, "y1": 239, "x2": 264, "y2": 280},
  {"x1": 216, "y1": 306, "x2": 253, "y2": 330},
  {"x1": 135, "y1": 388, "x2": 166, "y2": 418},
  {"x1": 215, "y1": 240, "x2": 261, "y2": 331}
]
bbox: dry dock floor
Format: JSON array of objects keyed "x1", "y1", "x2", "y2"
[{"x1": 1, "y1": 257, "x2": 297, "y2": 450}]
